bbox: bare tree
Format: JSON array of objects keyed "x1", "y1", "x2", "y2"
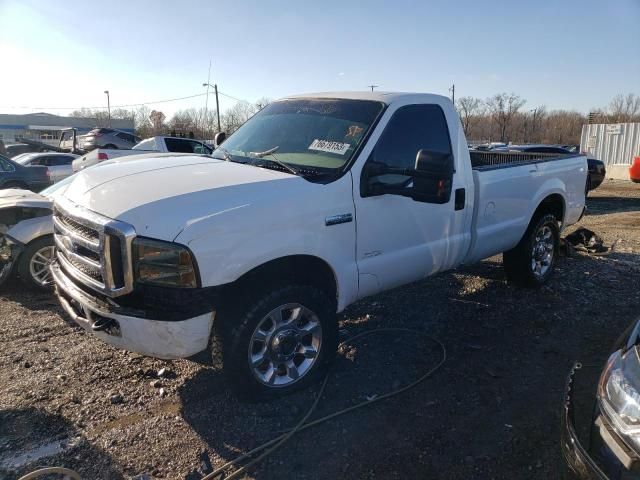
[
  {"x1": 608, "y1": 93, "x2": 640, "y2": 122},
  {"x1": 134, "y1": 105, "x2": 153, "y2": 138},
  {"x1": 485, "y1": 93, "x2": 526, "y2": 142},
  {"x1": 456, "y1": 96, "x2": 483, "y2": 136},
  {"x1": 222, "y1": 101, "x2": 260, "y2": 134}
]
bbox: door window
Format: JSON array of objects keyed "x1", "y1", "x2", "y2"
[
  {"x1": 0, "y1": 156, "x2": 15, "y2": 172},
  {"x1": 368, "y1": 104, "x2": 452, "y2": 186},
  {"x1": 47, "y1": 155, "x2": 74, "y2": 166},
  {"x1": 164, "y1": 138, "x2": 194, "y2": 153}
]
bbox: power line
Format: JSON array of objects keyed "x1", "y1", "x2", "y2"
[
  {"x1": 1, "y1": 89, "x2": 251, "y2": 113},
  {"x1": 217, "y1": 90, "x2": 246, "y2": 102}
]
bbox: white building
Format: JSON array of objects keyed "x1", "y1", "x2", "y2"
[{"x1": 580, "y1": 122, "x2": 640, "y2": 180}]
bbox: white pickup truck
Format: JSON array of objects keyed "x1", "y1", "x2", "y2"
[
  {"x1": 71, "y1": 135, "x2": 213, "y2": 172},
  {"x1": 51, "y1": 92, "x2": 587, "y2": 398}
]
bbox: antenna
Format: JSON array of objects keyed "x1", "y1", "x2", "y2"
[{"x1": 368, "y1": 85, "x2": 379, "y2": 92}]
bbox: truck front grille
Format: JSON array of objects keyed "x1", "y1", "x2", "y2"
[{"x1": 53, "y1": 197, "x2": 136, "y2": 297}]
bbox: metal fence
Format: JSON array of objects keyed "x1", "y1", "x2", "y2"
[{"x1": 580, "y1": 123, "x2": 640, "y2": 166}]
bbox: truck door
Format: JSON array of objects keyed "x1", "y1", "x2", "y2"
[{"x1": 353, "y1": 103, "x2": 471, "y2": 298}]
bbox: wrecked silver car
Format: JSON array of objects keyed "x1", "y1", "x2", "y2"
[{"x1": 0, "y1": 178, "x2": 71, "y2": 289}]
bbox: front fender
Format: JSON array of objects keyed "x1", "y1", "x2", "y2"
[
  {"x1": 176, "y1": 173, "x2": 359, "y2": 312},
  {"x1": 6, "y1": 215, "x2": 53, "y2": 245}
]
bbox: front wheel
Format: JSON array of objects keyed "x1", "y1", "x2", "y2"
[
  {"x1": 503, "y1": 213, "x2": 559, "y2": 287},
  {"x1": 17, "y1": 236, "x2": 55, "y2": 290},
  {"x1": 214, "y1": 285, "x2": 338, "y2": 400}
]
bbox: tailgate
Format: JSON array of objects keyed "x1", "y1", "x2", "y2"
[{"x1": 72, "y1": 149, "x2": 136, "y2": 172}]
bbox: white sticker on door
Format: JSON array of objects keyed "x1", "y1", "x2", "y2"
[{"x1": 308, "y1": 139, "x2": 351, "y2": 155}]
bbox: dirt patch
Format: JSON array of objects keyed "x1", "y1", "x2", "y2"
[{"x1": 1, "y1": 180, "x2": 638, "y2": 479}]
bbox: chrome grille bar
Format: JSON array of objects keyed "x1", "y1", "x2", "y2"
[
  {"x1": 53, "y1": 196, "x2": 136, "y2": 297},
  {"x1": 52, "y1": 216, "x2": 100, "y2": 251}
]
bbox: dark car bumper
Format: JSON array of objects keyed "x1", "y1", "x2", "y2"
[
  {"x1": 562, "y1": 363, "x2": 640, "y2": 480},
  {"x1": 590, "y1": 172, "x2": 606, "y2": 190},
  {"x1": 28, "y1": 180, "x2": 53, "y2": 192}
]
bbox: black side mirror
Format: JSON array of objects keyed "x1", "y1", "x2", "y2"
[
  {"x1": 413, "y1": 149, "x2": 454, "y2": 203},
  {"x1": 214, "y1": 132, "x2": 226, "y2": 148}
]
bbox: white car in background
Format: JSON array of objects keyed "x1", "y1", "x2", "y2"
[
  {"x1": 13, "y1": 152, "x2": 80, "y2": 183},
  {"x1": 72, "y1": 136, "x2": 213, "y2": 172}
]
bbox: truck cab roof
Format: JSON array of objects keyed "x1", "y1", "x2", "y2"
[{"x1": 286, "y1": 91, "x2": 451, "y2": 105}]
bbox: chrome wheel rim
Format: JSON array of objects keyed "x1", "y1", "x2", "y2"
[
  {"x1": 248, "y1": 303, "x2": 322, "y2": 387},
  {"x1": 29, "y1": 246, "x2": 55, "y2": 287},
  {"x1": 531, "y1": 225, "x2": 554, "y2": 278}
]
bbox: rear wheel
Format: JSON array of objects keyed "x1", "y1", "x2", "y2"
[
  {"x1": 503, "y1": 213, "x2": 559, "y2": 287},
  {"x1": 214, "y1": 285, "x2": 338, "y2": 400},
  {"x1": 18, "y1": 236, "x2": 55, "y2": 290}
]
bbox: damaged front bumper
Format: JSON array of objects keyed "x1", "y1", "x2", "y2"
[
  {"x1": 52, "y1": 262, "x2": 215, "y2": 359},
  {"x1": 0, "y1": 234, "x2": 24, "y2": 287}
]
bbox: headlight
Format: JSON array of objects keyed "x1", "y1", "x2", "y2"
[
  {"x1": 133, "y1": 237, "x2": 198, "y2": 288},
  {"x1": 598, "y1": 347, "x2": 640, "y2": 449}
]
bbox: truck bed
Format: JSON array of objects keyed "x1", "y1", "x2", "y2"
[{"x1": 464, "y1": 151, "x2": 587, "y2": 264}]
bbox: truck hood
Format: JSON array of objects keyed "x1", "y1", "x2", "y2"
[{"x1": 61, "y1": 155, "x2": 307, "y2": 241}]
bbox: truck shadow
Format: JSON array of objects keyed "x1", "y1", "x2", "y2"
[
  {"x1": 0, "y1": 281, "x2": 62, "y2": 314},
  {"x1": 0, "y1": 407, "x2": 122, "y2": 480},
  {"x1": 586, "y1": 195, "x2": 640, "y2": 214},
  {"x1": 177, "y1": 250, "x2": 639, "y2": 479}
]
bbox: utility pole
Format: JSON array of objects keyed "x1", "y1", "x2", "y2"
[
  {"x1": 203, "y1": 60, "x2": 211, "y2": 137},
  {"x1": 214, "y1": 84, "x2": 221, "y2": 133},
  {"x1": 203, "y1": 81, "x2": 222, "y2": 133},
  {"x1": 529, "y1": 108, "x2": 538, "y2": 143},
  {"x1": 104, "y1": 90, "x2": 111, "y2": 127},
  {"x1": 368, "y1": 84, "x2": 378, "y2": 92},
  {"x1": 449, "y1": 83, "x2": 455, "y2": 105}
]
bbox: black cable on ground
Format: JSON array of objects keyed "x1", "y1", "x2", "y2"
[
  {"x1": 19, "y1": 328, "x2": 446, "y2": 480},
  {"x1": 202, "y1": 327, "x2": 446, "y2": 480}
]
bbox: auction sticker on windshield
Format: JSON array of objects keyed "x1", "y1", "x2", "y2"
[{"x1": 308, "y1": 139, "x2": 351, "y2": 155}]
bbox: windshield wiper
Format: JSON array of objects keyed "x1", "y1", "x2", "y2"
[
  {"x1": 214, "y1": 147, "x2": 238, "y2": 162},
  {"x1": 248, "y1": 146, "x2": 300, "y2": 176}
]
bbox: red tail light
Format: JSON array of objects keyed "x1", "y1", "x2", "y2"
[{"x1": 97, "y1": 152, "x2": 109, "y2": 161}]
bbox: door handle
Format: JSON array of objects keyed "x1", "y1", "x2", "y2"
[{"x1": 455, "y1": 188, "x2": 465, "y2": 210}]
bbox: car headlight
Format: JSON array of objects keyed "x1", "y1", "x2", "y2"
[
  {"x1": 598, "y1": 347, "x2": 640, "y2": 450},
  {"x1": 133, "y1": 237, "x2": 199, "y2": 288}
]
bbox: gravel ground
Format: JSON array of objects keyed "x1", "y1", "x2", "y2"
[{"x1": 1, "y1": 180, "x2": 638, "y2": 480}]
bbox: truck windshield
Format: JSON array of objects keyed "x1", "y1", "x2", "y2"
[{"x1": 213, "y1": 98, "x2": 384, "y2": 174}]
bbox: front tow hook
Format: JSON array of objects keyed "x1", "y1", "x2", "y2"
[{"x1": 92, "y1": 317, "x2": 118, "y2": 333}]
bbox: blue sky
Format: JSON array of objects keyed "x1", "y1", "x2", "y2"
[{"x1": 0, "y1": 0, "x2": 638, "y2": 116}]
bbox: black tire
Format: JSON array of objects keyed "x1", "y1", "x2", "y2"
[
  {"x1": 214, "y1": 285, "x2": 338, "y2": 401},
  {"x1": 17, "y1": 235, "x2": 55, "y2": 290},
  {"x1": 104, "y1": 144, "x2": 118, "y2": 149},
  {"x1": 503, "y1": 213, "x2": 560, "y2": 287},
  {"x1": 585, "y1": 174, "x2": 591, "y2": 196},
  {"x1": 3, "y1": 181, "x2": 27, "y2": 189}
]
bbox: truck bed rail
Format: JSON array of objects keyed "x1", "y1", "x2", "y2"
[{"x1": 470, "y1": 151, "x2": 577, "y2": 170}]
